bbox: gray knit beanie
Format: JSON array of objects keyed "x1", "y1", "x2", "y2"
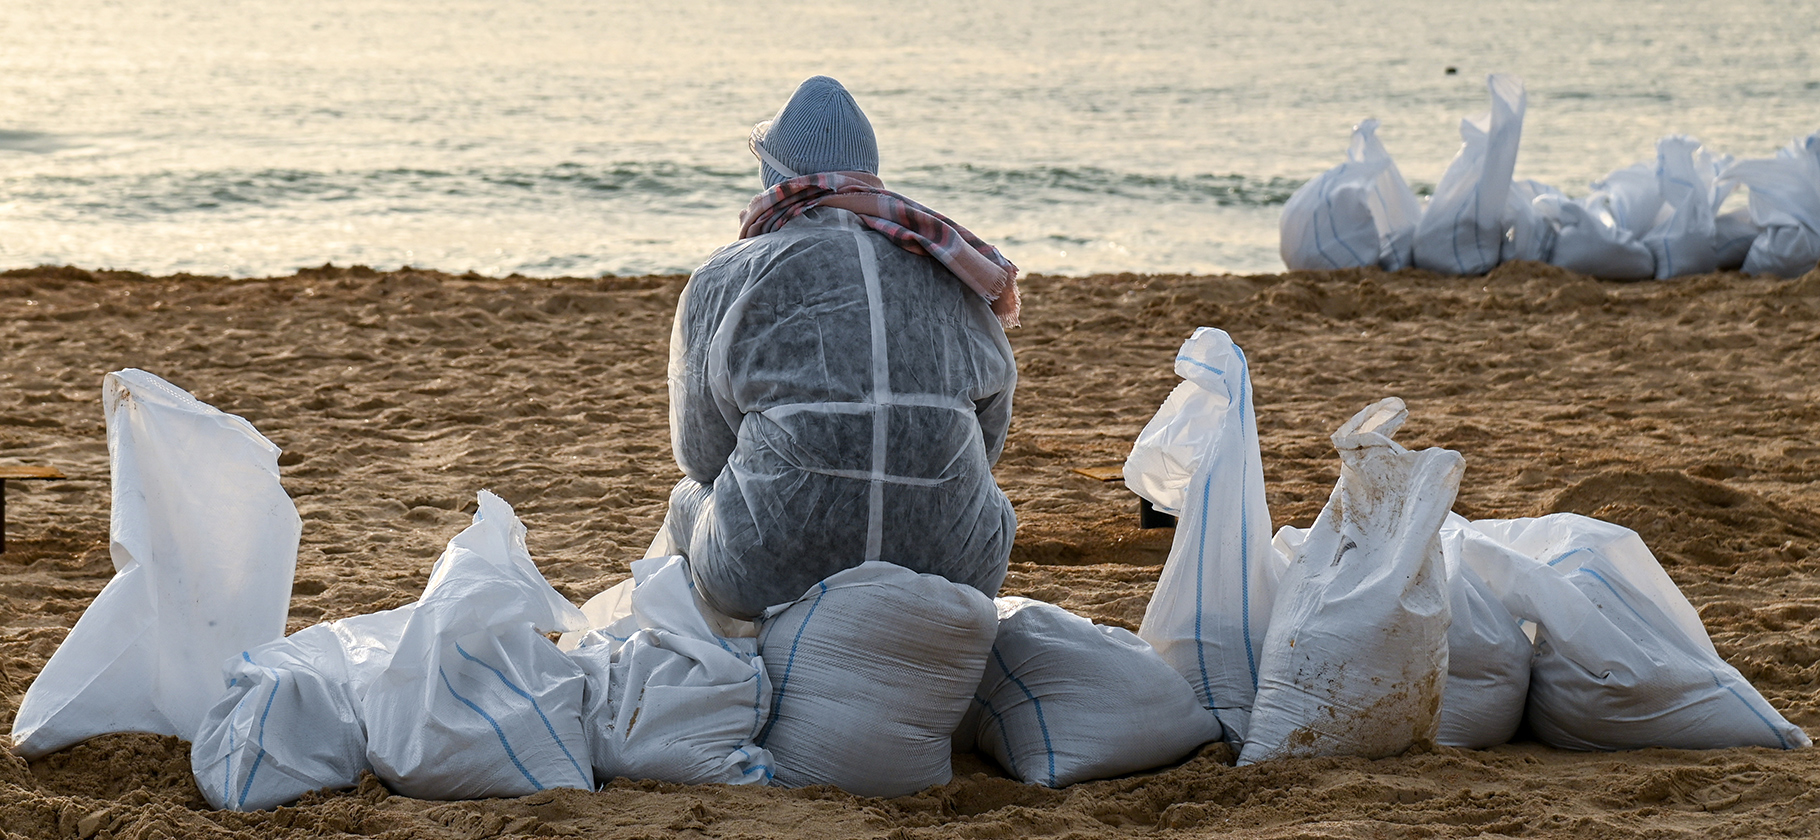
[{"x1": 750, "y1": 76, "x2": 879, "y2": 188}]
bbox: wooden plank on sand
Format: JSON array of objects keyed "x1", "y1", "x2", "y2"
[{"x1": 1070, "y1": 465, "x2": 1124, "y2": 482}]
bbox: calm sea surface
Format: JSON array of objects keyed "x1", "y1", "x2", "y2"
[{"x1": 2, "y1": 0, "x2": 1816, "y2": 278}]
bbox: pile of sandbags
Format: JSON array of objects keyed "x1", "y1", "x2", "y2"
[
  {"x1": 1281, "y1": 74, "x2": 1820, "y2": 279},
  {"x1": 1449, "y1": 515, "x2": 1810, "y2": 751},
  {"x1": 24, "y1": 361, "x2": 1809, "y2": 811},
  {"x1": 1124, "y1": 332, "x2": 1806, "y2": 760}
]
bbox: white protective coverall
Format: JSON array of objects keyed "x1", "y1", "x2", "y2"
[{"x1": 660, "y1": 205, "x2": 1018, "y2": 620}]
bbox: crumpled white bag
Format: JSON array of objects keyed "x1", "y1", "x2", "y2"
[
  {"x1": 1414, "y1": 74, "x2": 1527, "y2": 276},
  {"x1": 1268, "y1": 515, "x2": 1530, "y2": 752},
  {"x1": 1130, "y1": 328, "x2": 1279, "y2": 743},
  {"x1": 956, "y1": 597, "x2": 1221, "y2": 787},
  {"x1": 1280, "y1": 118, "x2": 1423, "y2": 272},
  {"x1": 190, "y1": 607, "x2": 412, "y2": 810},
  {"x1": 1724, "y1": 130, "x2": 1820, "y2": 278},
  {"x1": 755, "y1": 562, "x2": 996, "y2": 798},
  {"x1": 1451, "y1": 513, "x2": 1810, "y2": 752},
  {"x1": 1500, "y1": 179, "x2": 1565, "y2": 264},
  {"x1": 1545, "y1": 162, "x2": 1659, "y2": 280},
  {"x1": 11, "y1": 369, "x2": 300, "y2": 759},
  {"x1": 1714, "y1": 207, "x2": 1760, "y2": 271},
  {"x1": 1240, "y1": 398, "x2": 1462, "y2": 765},
  {"x1": 568, "y1": 555, "x2": 773, "y2": 786},
  {"x1": 1435, "y1": 514, "x2": 1532, "y2": 749},
  {"x1": 363, "y1": 491, "x2": 594, "y2": 799},
  {"x1": 1547, "y1": 137, "x2": 1737, "y2": 280},
  {"x1": 1643, "y1": 136, "x2": 1734, "y2": 279}
]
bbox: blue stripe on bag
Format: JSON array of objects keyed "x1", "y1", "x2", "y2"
[
  {"x1": 1236, "y1": 347, "x2": 1259, "y2": 689},
  {"x1": 1577, "y1": 566, "x2": 1788, "y2": 747},
  {"x1": 1192, "y1": 470, "x2": 1215, "y2": 708},
  {"x1": 236, "y1": 653, "x2": 282, "y2": 809},
  {"x1": 1318, "y1": 176, "x2": 1371, "y2": 269},
  {"x1": 734, "y1": 746, "x2": 773, "y2": 782},
  {"x1": 453, "y1": 642, "x2": 589, "y2": 787},
  {"x1": 756, "y1": 582, "x2": 828, "y2": 747},
  {"x1": 970, "y1": 694, "x2": 1022, "y2": 780},
  {"x1": 991, "y1": 647, "x2": 1057, "y2": 787},
  {"x1": 439, "y1": 666, "x2": 543, "y2": 791}
]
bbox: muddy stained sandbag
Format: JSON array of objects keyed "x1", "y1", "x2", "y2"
[
  {"x1": 755, "y1": 562, "x2": 996, "y2": 797},
  {"x1": 568, "y1": 555, "x2": 773, "y2": 786},
  {"x1": 11, "y1": 369, "x2": 300, "y2": 759},
  {"x1": 1412, "y1": 73, "x2": 1526, "y2": 276},
  {"x1": 1130, "y1": 328, "x2": 1279, "y2": 744},
  {"x1": 190, "y1": 607, "x2": 412, "y2": 811},
  {"x1": 364, "y1": 492, "x2": 594, "y2": 799},
  {"x1": 1268, "y1": 515, "x2": 1528, "y2": 751},
  {"x1": 1239, "y1": 398, "x2": 1462, "y2": 766},
  {"x1": 1453, "y1": 513, "x2": 1810, "y2": 752},
  {"x1": 666, "y1": 206, "x2": 1018, "y2": 621},
  {"x1": 1279, "y1": 118, "x2": 1423, "y2": 272},
  {"x1": 956, "y1": 598, "x2": 1221, "y2": 787}
]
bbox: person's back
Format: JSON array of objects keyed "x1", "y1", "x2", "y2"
[{"x1": 655, "y1": 76, "x2": 1021, "y2": 619}]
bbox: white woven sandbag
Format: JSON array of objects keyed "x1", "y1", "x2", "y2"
[
  {"x1": 1413, "y1": 74, "x2": 1526, "y2": 276},
  {"x1": 1454, "y1": 514, "x2": 1810, "y2": 752},
  {"x1": 957, "y1": 598, "x2": 1221, "y2": 787},
  {"x1": 1724, "y1": 130, "x2": 1820, "y2": 278},
  {"x1": 190, "y1": 607, "x2": 411, "y2": 811},
  {"x1": 1500, "y1": 179, "x2": 1564, "y2": 264},
  {"x1": 1240, "y1": 398, "x2": 1462, "y2": 765},
  {"x1": 755, "y1": 562, "x2": 996, "y2": 797},
  {"x1": 364, "y1": 492, "x2": 593, "y2": 799},
  {"x1": 1643, "y1": 136, "x2": 1733, "y2": 279},
  {"x1": 1714, "y1": 207, "x2": 1759, "y2": 270},
  {"x1": 1272, "y1": 516, "x2": 1531, "y2": 752},
  {"x1": 569, "y1": 556, "x2": 772, "y2": 786},
  {"x1": 1435, "y1": 515, "x2": 1531, "y2": 749},
  {"x1": 1546, "y1": 183, "x2": 1657, "y2": 280},
  {"x1": 1279, "y1": 118, "x2": 1423, "y2": 272},
  {"x1": 1131, "y1": 328, "x2": 1279, "y2": 744},
  {"x1": 13, "y1": 369, "x2": 300, "y2": 759}
]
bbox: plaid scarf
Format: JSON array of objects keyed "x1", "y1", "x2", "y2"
[{"x1": 738, "y1": 172, "x2": 1021, "y2": 327}]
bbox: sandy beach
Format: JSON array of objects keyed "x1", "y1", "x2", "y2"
[{"x1": 3, "y1": 261, "x2": 1819, "y2": 838}]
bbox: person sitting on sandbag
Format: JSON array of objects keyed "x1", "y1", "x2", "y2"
[{"x1": 653, "y1": 75, "x2": 1021, "y2": 621}]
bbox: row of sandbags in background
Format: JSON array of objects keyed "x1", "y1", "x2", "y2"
[
  {"x1": 8, "y1": 369, "x2": 1224, "y2": 810},
  {"x1": 1126, "y1": 328, "x2": 1811, "y2": 762},
  {"x1": 1280, "y1": 74, "x2": 1820, "y2": 280}
]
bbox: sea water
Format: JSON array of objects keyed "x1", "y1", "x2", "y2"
[{"x1": 1, "y1": 0, "x2": 1815, "y2": 279}]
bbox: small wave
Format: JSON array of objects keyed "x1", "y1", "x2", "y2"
[
  {"x1": 0, "y1": 130, "x2": 74, "y2": 154},
  {"x1": 7, "y1": 163, "x2": 759, "y2": 221},
  {"x1": 895, "y1": 164, "x2": 1304, "y2": 207},
  {"x1": 7, "y1": 161, "x2": 1308, "y2": 222}
]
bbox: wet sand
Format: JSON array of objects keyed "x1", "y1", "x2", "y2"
[{"x1": 3, "y1": 261, "x2": 1819, "y2": 838}]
